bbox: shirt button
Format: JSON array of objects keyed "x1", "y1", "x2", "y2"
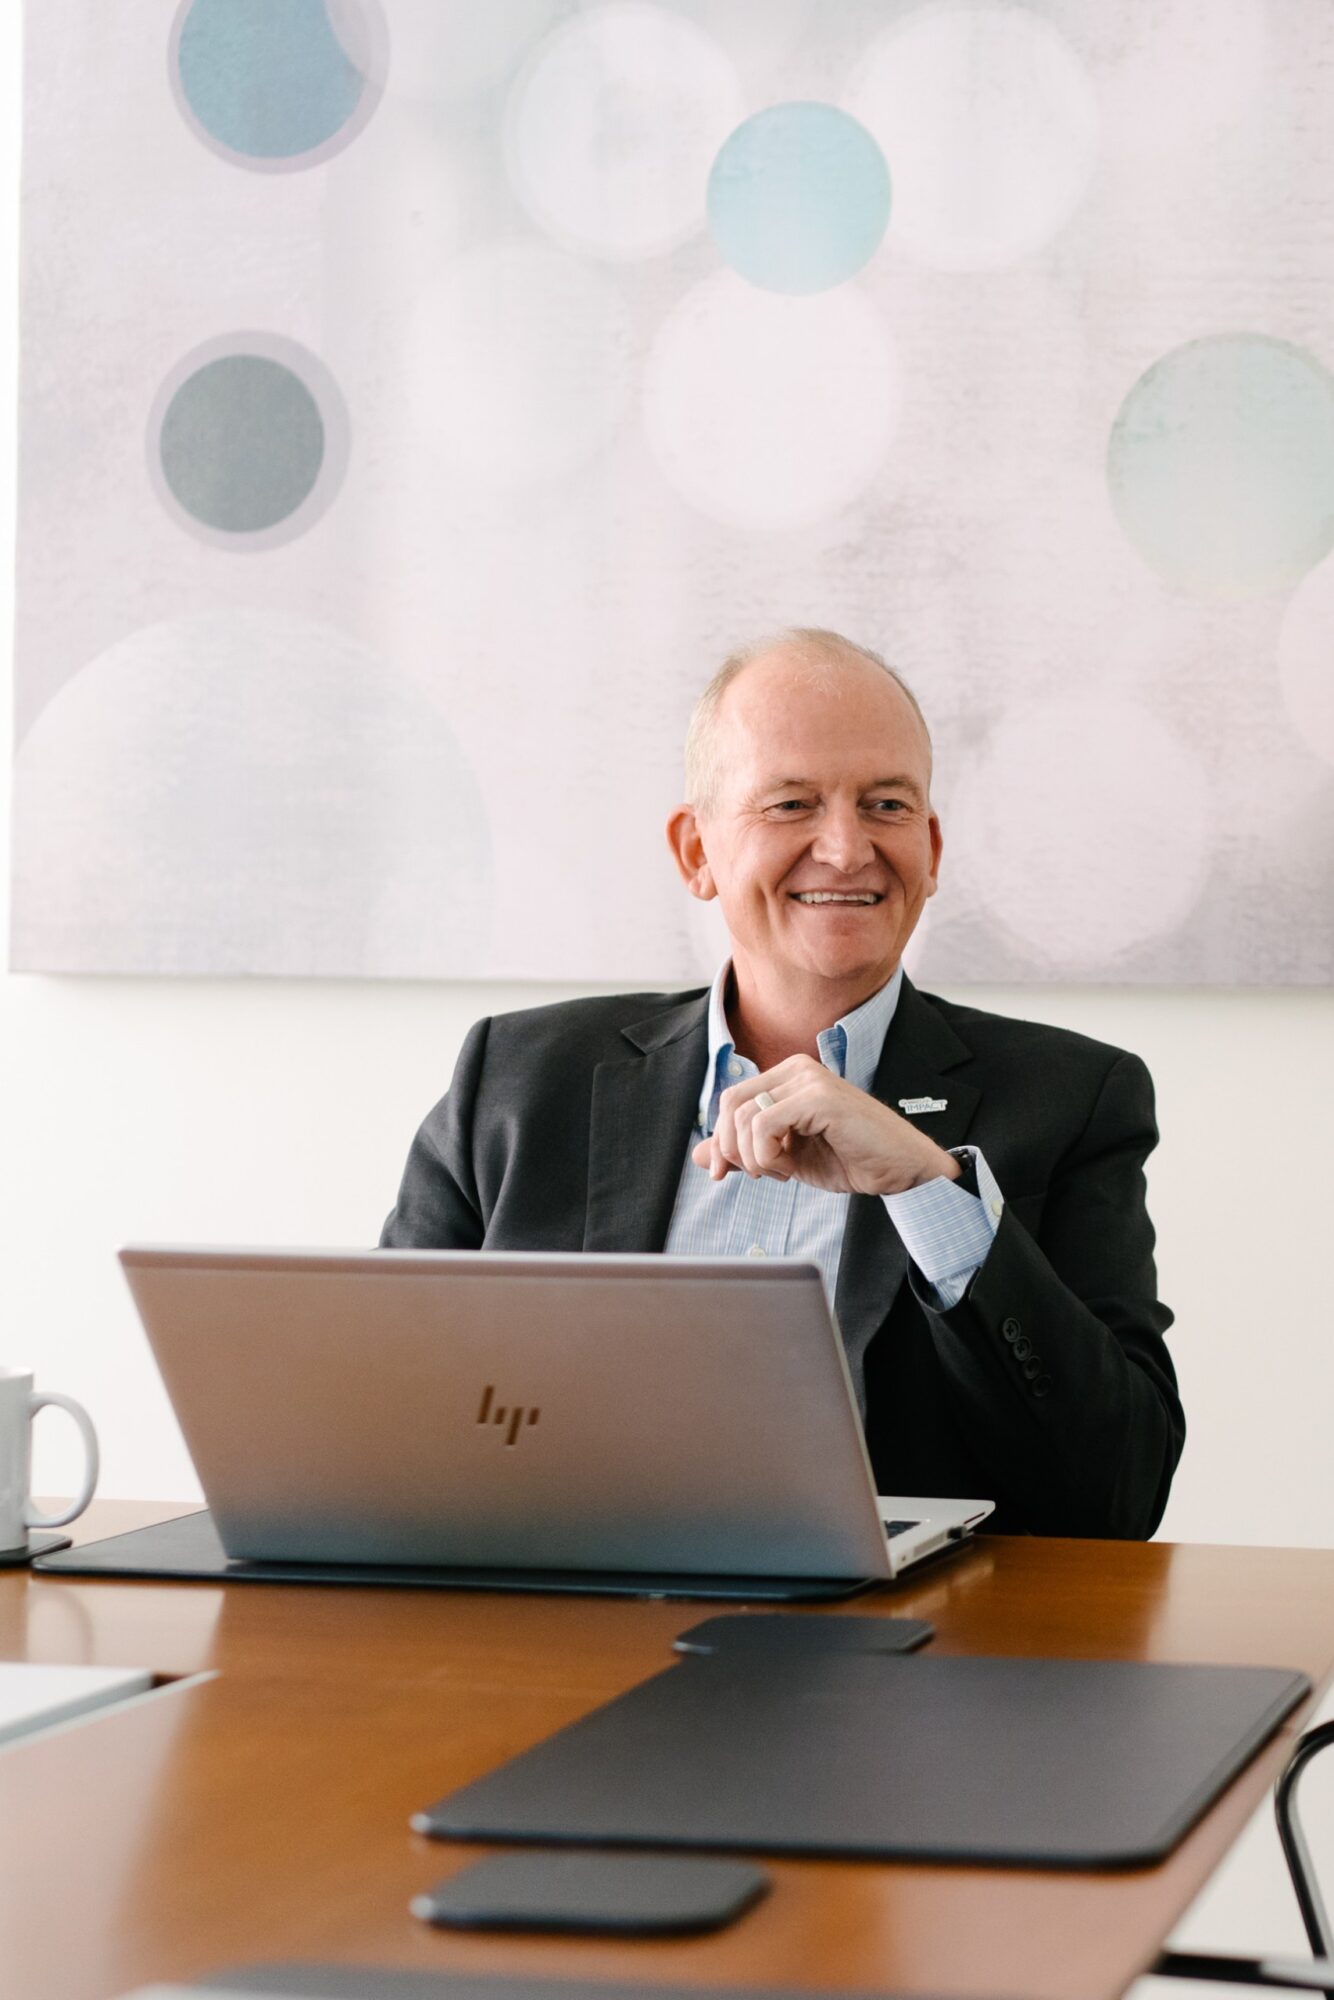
[
  {"x1": 747, "y1": 1244, "x2": 767, "y2": 1257},
  {"x1": 990, "y1": 1199, "x2": 1003, "y2": 1219},
  {"x1": 727, "y1": 1060, "x2": 743, "y2": 1080}
]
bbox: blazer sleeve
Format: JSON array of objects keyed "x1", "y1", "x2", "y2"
[
  {"x1": 912, "y1": 1051, "x2": 1184, "y2": 1538},
  {"x1": 379, "y1": 1018, "x2": 492, "y2": 1249}
]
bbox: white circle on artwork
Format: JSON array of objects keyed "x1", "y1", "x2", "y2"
[
  {"x1": 643, "y1": 272, "x2": 899, "y2": 530},
  {"x1": 845, "y1": 4, "x2": 1099, "y2": 271},
  {"x1": 407, "y1": 241, "x2": 633, "y2": 489},
  {"x1": 10, "y1": 613, "x2": 492, "y2": 977},
  {"x1": 954, "y1": 698, "x2": 1212, "y2": 967},
  {"x1": 670, "y1": 0, "x2": 813, "y2": 68},
  {"x1": 505, "y1": 2, "x2": 742, "y2": 259},
  {"x1": 1278, "y1": 553, "x2": 1334, "y2": 770},
  {"x1": 384, "y1": 0, "x2": 560, "y2": 101}
]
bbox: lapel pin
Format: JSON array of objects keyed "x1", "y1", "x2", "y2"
[{"x1": 899, "y1": 1096, "x2": 948, "y2": 1115}]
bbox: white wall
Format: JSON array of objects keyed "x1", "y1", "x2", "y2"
[{"x1": 3, "y1": 9, "x2": 1332, "y2": 1544}]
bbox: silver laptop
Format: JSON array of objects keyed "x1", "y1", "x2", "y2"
[{"x1": 119, "y1": 1247, "x2": 993, "y2": 1585}]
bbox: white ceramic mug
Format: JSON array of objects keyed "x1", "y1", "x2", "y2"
[{"x1": 0, "y1": 1367, "x2": 100, "y2": 1551}]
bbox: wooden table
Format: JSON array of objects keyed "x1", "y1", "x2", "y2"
[{"x1": 4, "y1": 1503, "x2": 1334, "y2": 2000}]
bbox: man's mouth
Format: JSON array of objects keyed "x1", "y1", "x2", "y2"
[{"x1": 790, "y1": 891, "x2": 882, "y2": 904}]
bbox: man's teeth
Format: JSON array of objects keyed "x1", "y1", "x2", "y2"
[{"x1": 793, "y1": 892, "x2": 880, "y2": 903}]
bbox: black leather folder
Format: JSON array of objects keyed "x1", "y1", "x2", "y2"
[{"x1": 415, "y1": 1650, "x2": 1309, "y2": 1869}]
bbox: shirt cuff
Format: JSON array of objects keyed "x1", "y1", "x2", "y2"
[{"x1": 883, "y1": 1147, "x2": 1004, "y2": 1310}]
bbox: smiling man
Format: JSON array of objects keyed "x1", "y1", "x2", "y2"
[{"x1": 382, "y1": 629, "x2": 1184, "y2": 1537}]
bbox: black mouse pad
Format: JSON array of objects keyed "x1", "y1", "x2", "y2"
[
  {"x1": 673, "y1": 1612, "x2": 932, "y2": 1656},
  {"x1": 30, "y1": 1508, "x2": 873, "y2": 1601},
  {"x1": 411, "y1": 1851, "x2": 770, "y2": 1935},
  {"x1": 414, "y1": 1650, "x2": 1310, "y2": 1869}
]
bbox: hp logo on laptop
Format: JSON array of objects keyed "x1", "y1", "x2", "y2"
[{"x1": 477, "y1": 1384, "x2": 540, "y2": 1447}]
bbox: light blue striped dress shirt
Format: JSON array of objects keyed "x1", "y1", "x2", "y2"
[{"x1": 663, "y1": 963, "x2": 1004, "y2": 1310}]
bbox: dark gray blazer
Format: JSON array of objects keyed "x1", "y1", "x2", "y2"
[{"x1": 381, "y1": 978, "x2": 1184, "y2": 1538}]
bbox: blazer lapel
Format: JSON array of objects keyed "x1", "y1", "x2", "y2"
[
  {"x1": 834, "y1": 978, "x2": 981, "y2": 1395},
  {"x1": 584, "y1": 995, "x2": 709, "y2": 1252}
]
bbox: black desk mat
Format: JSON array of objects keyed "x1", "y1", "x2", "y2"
[
  {"x1": 30, "y1": 1508, "x2": 873, "y2": 1601},
  {"x1": 201, "y1": 1972, "x2": 915, "y2": 2000},
  {"x1": 416, "y1": 1650, "x2": 1310, "y2": 1869}
]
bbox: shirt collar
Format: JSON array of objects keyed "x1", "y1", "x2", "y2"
[{"x1": 696, "y1": 960, "x2": 904, "y2": 1133}]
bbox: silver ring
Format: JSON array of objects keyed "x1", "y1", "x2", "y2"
[{"x1": 755, "y1": 1090, "x2": 777, "y2": 1110}]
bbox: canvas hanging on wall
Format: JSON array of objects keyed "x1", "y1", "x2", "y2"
[{"x1": 11, "y1": 0, "x2": 1334, "y2": 983}]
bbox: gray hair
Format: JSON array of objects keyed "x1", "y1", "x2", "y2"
[{"x1": 683, "y1": 627, "x2": 930, "y2": 813}]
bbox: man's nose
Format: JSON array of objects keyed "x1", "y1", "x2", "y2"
[{"x1": 810, "y1": 805, "x2": 875, "y2": 873}]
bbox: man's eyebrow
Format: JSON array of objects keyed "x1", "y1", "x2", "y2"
[{"x1": 869, "y1": 774, "x2": 927, "y2": 802}]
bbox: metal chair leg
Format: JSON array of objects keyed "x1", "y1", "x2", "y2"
[
  {"x1": 1152, "y1": 1725, "x2": 1334, "y2": 1999},
  {"x1": 1153, "y1": 1949, "x2": 1334, "y2": 1991},
  {"x1": 1276, "y1": 1722, "x2": 1334, "y2": 1960}
]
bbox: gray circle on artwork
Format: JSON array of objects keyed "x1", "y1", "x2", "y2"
[
  {"x1": 148, "y1": 334, "x2": 350, "y2": 550},
  {"x1": 161, "y1": 356, "x2": 323, "y2": 531},
  {"x1": 169, "y1": 0, "x2": 389, "y2": 173}
]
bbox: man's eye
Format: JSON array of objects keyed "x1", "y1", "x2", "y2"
[
  {"x1": 770, "y1": 799, "x2": 811, "y2": 813},
  {"x1": 870, "y1": 798, "x2": 907, "y2": 813}
]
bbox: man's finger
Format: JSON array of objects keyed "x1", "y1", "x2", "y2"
[{"x1": 732, "y1": 1094, "x2": 767, "y2": 1178}]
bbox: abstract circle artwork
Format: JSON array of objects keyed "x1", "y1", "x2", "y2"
[{"x1": 13, "y1": 2, "x2": 1334, "y2": 982}]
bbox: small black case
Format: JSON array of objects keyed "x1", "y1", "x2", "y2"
[
  {"x1": 673, "y1": 1612, "x2": 932, "y2": 1657},
  {"x1": 410, "y1": 1851, "x2": 770, "y2": 1936}
]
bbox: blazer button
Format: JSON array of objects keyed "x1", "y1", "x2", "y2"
[
  {"x1": 1012, "y1": 1336, "x2": 1032, "y2": 1362},
  {"x1": 1002, "y1": 1318, "x2": 1022, "y2": 1343},
  {"x1": 1022, "y1": 1357, "x2": 1042, "y2": 1381},
  {"x1": 1032, "y1": 1374, "x2": 1053, "y2": 1399}
]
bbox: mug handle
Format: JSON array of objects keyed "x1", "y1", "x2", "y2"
[{"x1": 24, "y1": 1392, "x2": 100, "y2": 1530}]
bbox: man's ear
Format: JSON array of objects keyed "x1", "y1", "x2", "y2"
[
  {"x1": 926, "y1": 812, "x2": 943, "y2": 898},
  {"x1": 666, "y1": 804, "x2": 717, "y2": 901}
]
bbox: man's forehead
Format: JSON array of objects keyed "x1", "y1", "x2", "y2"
[
  {"x1": 726, "y1": 695, "x2": 930, "y2": 774},
  {"x1": 726, "y1": 649, "x2": 924, "y2": 732},
  {"x1": 701, "y1": 645, "x2": 934, "y2": 805}
]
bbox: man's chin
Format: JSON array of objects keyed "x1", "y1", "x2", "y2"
[{"x1": 791, "y1": 941, "x2": 901, "y2": 990}]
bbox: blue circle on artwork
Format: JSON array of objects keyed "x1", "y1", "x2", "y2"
[
  {"x1": 173, "y1": 0, "x2": 384, "y2": 166},
  {"x1": 1107, "y1": 334, "x2": 1334, "y2": 595},
  {"x1": 707, "y1": 102, "x2": 892, "y2": 295}
]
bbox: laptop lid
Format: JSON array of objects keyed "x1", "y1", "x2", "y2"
[{"x1": 119, "y1": 1247, "x2": 899, "y2": 1581}]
